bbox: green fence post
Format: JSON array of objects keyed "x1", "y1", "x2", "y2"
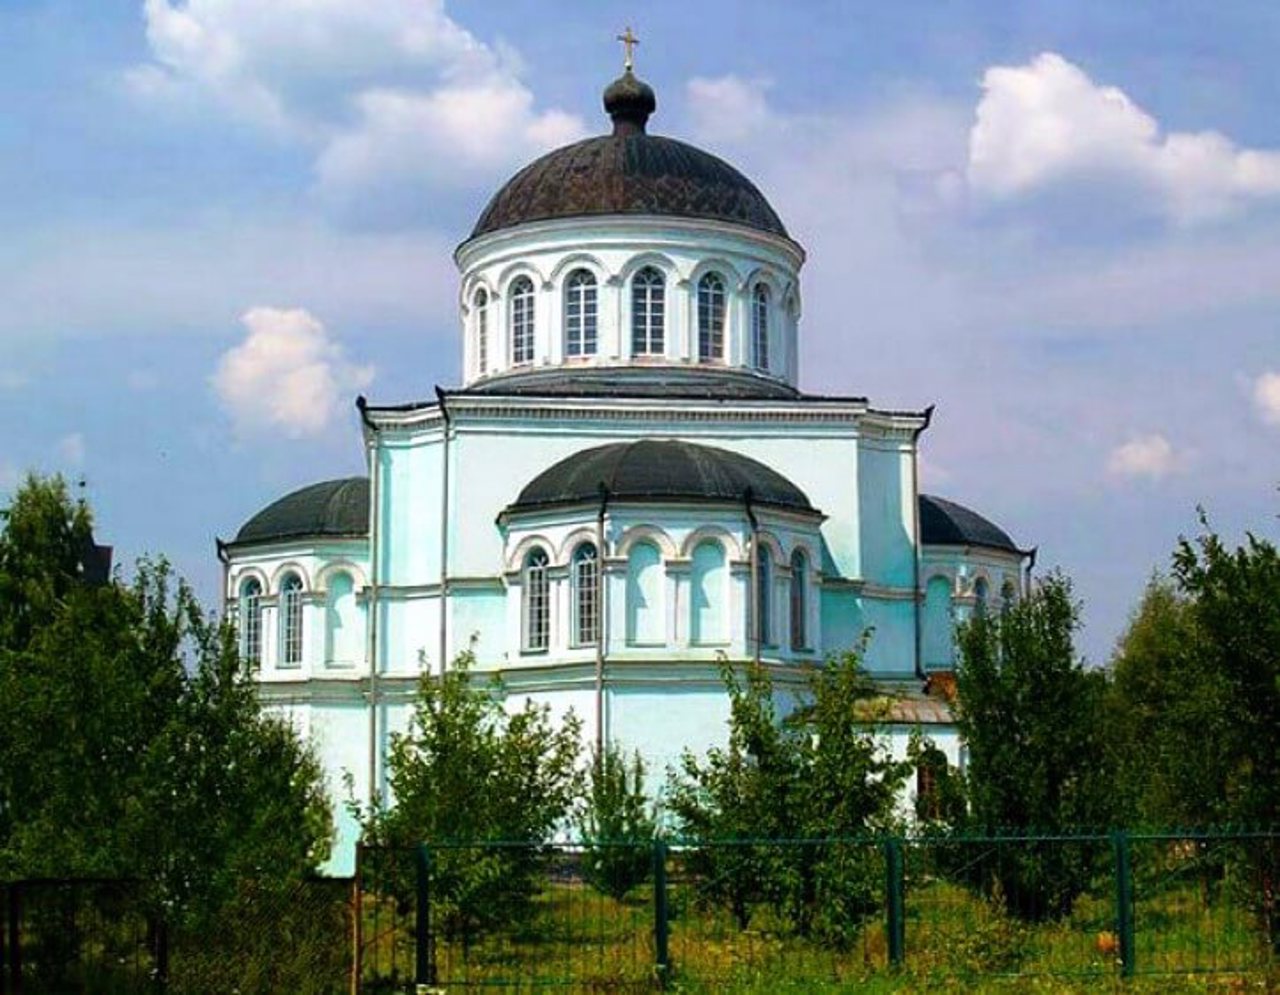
[
  {"x1": 884, "y1": 836, "x2": 905, "y2": 968},
  {"x1": 415, "y1": 844, "x2": 435, "y2": 987},
  {"x1": 1112, "y1": 831, "x2": 1134, "y2": 978},
  {"x1": 653, "y1": 840, "x2": 670, "y2": 987}
]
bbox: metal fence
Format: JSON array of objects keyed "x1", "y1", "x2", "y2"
[{"x1": 2, "y1": 831, "x2": 1276, "y2": 992}]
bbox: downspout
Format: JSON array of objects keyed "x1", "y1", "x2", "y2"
[
  {"x1": 215, "y1": 538, "x2": 230, "y2": 613},
  {"x1": 594, "y1": 483, "x2": 609, "y2": 757},
  {"x1": 435, "y1": 387, "x2": 452, "y2": 678},
  {"x1": 744, "y1": 487, "x2": 761, "y2": 667},
  {"x1": 357, "y1": 396, "x2": 381, "y2": 809},
  {"x1": 910, "y1": 405, "x2": 935, "y2": 682},
  {"x1": 1024, "y1": 546, "x2": 1038, "y2": 598}
]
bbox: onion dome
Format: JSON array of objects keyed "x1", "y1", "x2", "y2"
[
  {"x1": 506, "y1": 440, "x2": 815, "y2": 516},
  {"x1": 468, "y1": 70, "x2": 789, "y2": 241},
  {"x1": 233, "y1": 477, "x2": 369, "y2": 546},
  {"x1": 918, "y1": 494, "x2": 1020, "y2": 554}
]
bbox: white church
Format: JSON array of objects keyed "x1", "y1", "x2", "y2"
[{"x1": 218, "y1": 56, "x2": 1032, "y2": 873}]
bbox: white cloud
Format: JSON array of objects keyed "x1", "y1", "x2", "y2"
[
  {"x1": 129, "y1": 0, "x2": 585, "y2": 211},
  {"x1": 57, "y1": 433, "x2": 86, "y2": 468},
  {"x1": 211, "y1": 307, "x2": 374, "y2": 439},
  {"x1": 1106, "y1": 434, "x2": 1183, "y2": 480},
  {"x1": 1253, "y1": 371, "x2": 1280, "y2": 427},
  {"x1": 687, "y1": 76, "x2": 774, "y2": 144},
  {"x1": 968, "y1": 52, "x2": 1280, "y2": 223}
]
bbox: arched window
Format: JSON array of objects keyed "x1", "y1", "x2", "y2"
[
  {"x1": 755, "y1": 545, "x2": 773, "y2": 647},
  {"x1": 631, "y1": 266, "x2": 665, "y2": 355},
  {"x1": 697, "y1": 272, "x2": 726, "y2": 362},
  {"x1": 690, "y1": 540, "x2": 727, "y2": 645},
  {"x1": 626, "y1": 541, "x2": 663, "y2": 645},
  {"x1": 473, "y1": 288, "x2": 488, "y2": 374},
  {"x1": 564, "y1": 269, "x2": 598, "y2": 357},
  {"x1": 789, "y1": 549, "x2": 808, "y2": 651},
  {"x1": 325, "y1": 571, "x2": 360, "y2": 666},
  {"x1": 973, "y1": 577, "x2": 989, "y2": 619},
  {"x1": 923, "y1": 575, "x2": 953, "y2": 669},
  {"x1": 752, "y1": 282, "x2": 770, "y2": 370},
  {"x1": 239, "y1": 577, "x2": 263, "y2": 669},
  {"x1": 522, "y1": 548, "x2": 550, "y2": 652},
  {"x1": 510, "y1": 276, "x2": 535, "y2": 365},
  {"x1": 1001, "y1": 579, "x2": 1017, "y2": 613},
  {"x1": 280, "y1": 573, "x2": 304, "y2": 666},
  {"x1": 572, "y1": 542, "x2": 599, "y2": 646}
]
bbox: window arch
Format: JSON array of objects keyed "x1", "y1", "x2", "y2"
[
  {"x1": 751, "y1": 282, "x2": 770, "y2": 370},
  {"x1": 690, "y1": 540, "x2": 727, "y2": 645},
  {"x1": 522, "y1": 548, "x2": 550, "y2": 652},
  {"x1": 789, "y1": 549, "x2": 808, "y2": 651},
  {"x1": 280, "y1": 573, "x2": 304, "y2": 666},
  {"x1": 564, "y1": 269, "x2": 598, "y2": 358},
  {"x1": 755, "y1": 545, "x2": 773, "y2": 647},
  {"x1": 473, "y1": 288, "x2": 489, "y2": 374},
  {"x1": 631, "y1": 266, "x2": 665, "y2": 355},
  {"x1": 239, "y1": 577, "x2": 263, "y2": 669},
  {"x1": 697, "y1": 272, "x2": 726, "y2": 362},
  {"x1": 626, "y1": 541, "x2": 663, "y2": 645},
  {"x1": 510, "y1": 276, "x2": 535, "y2": 365},
  {"x1": 572, "y1": 542, "x2": 599, "y2": 646}
]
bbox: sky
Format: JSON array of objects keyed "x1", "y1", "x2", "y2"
[{"x1": 2, "y1": 0, "x2": 1278, "y2": 663}]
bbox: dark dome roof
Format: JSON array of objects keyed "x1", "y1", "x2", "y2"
[
  {"x1": 234, "y1": 477, "x2": 369, "y2": 546},
  {"x1": 918, "y1": 494, "x2": 1021, "y2": 554},
  {"x1": 508, "y1": 440, "x2": 815, "y2": 515},
  {"x1": 468, "y1": 71, "x2": 789, "y2": 241}
]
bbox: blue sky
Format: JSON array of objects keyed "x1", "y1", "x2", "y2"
[{"x1": 3, "y1": 0, "x2": 1279, "y2": 662}]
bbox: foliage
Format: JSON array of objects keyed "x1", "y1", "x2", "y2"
[
  {"x1": 907, "y1": 733, "x2": 968, "y2": 831},
  {"x1": 359, "y1": 650, "x2": 583, "y2": 937},
  {"x1": 953, "y1": 572, "x2": 1113, "y2": 919},
  {"x1": 666, "y1": 646, "x2": 908, "y2": 945},
  {"x1": 575, "y1": 742, "x2": 657, "y2": 901},
  {"x1": 0, "y1": 475, "x2": 331, "y2": 923}
]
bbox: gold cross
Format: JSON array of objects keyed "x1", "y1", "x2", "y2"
[{"x1": 616, "y1": 26, "x2": 639, "y2": 72}]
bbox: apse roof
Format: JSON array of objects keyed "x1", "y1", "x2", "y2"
[
  {"x1": 918, "y1": 494, "x2": 1021, "y2": 554},
  {"x1": 467, "y1": 70, "x2": 789, "y2": 242},
  {"x1": 232, "y1": 477, "x2": 369, "y2": 546},
  {"x1": 507, "y1": 439, "x2": 816, "y2": 516}
]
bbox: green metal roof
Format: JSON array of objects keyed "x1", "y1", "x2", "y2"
[
  {"x1": 918, "y1": 494, "x2": 1020, "y2": 554},
  {"x1": 233, "y1": 477, "x2": 369, "y2": 546}
]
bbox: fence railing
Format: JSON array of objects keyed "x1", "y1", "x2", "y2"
[{"x1": 2, "y1": 831, "x2": 1276, "y2": 992}]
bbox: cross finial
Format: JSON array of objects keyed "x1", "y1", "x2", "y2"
[{"x1": 616, "y1": 26, "x2": 639, "y2": 72}]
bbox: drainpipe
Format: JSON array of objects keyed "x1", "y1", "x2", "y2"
[
  {"x1": 357, "y1": 395, "x2": 381, "y2": 809},
  {"x1": 1024, "y1": 546, "x2": 1038, "y2": 598},
  {"x1": 910, "y1": 405, "x2": 935, "y2": 682},
  {"x1": 215, "y1": 538, "x2": 230, "y2": 613},
  {"x1": 743, "y1": 487, "x2": 761, "y2": 667},
  {"x1": 594, "y1": 483, "x2": 609, "y2": 757},
  {"x1": 435, "y1": 387, "x2": 452, "y2": 678}
]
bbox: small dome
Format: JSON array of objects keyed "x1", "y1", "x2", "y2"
[
  {"x1": 507, "y1": 440, "x2": 815, "y2": 515},
  {"x1": 918, "y1": 494, "x2": 1021, "y2": 554},
  {"x1": 233, "y1": 477, "x2": 369, "y2": 546},
  {"x1": 467, "y1": 72, "x2": 789, "y2": 242}
]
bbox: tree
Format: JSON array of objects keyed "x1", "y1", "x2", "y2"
[
  {"x1": 667, "y1": 648, "x2": 907, "y2": 943},
  {"x1": 359, "y1": 651, "x2": 583, "y2": 937},
  {"x1": 575, "y1": 743, "x2": 657, "y2": 901},
  {"x1": 954, "y1": 572, "x2": 1113, "y2": 920}
]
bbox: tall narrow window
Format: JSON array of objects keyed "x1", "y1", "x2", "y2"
[
  {"x1": 755, "y1": 545, "x2": 773, "y2": 647},
  {"x1": 789, "y1": 549, "x2": 807, "y2": 651},
  {"x1": 239, "y1": 578, "x2": 263, "y2": 669},
  {"x1": 564, "y1": 269, "x2": 598, "y2": 357},
  {"x1": 631, "y1": 266, "x2": 665, "y2": 355},
  {"x1": 510, "y1": 276, "x2": 535, "y2": 365},
  {"x1": 522, "y1": 548, "x2": 550, "y2": 651},
  {"x1": 473, "y1": 288, "x2": 488, "y2": 374},
  {"x1": 280, "y1": 573, "x2": 304, "y2": 666},
  {"x1": 572, "y1": 542, "x2": 599, "y2": 646},
  {"x1": 973, "y1": 577, "x2": 989, "y2": 619},
  {"x1": 752, "y1": 282, "x2": 770, "y2": 370},
  {"x1": 697, "y1": 272, "x2": 726, "y2": 362}
]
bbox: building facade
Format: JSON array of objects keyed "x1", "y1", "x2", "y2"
[{"x1": 219, "y1": 66, "x2": 1031, "y2": 873}]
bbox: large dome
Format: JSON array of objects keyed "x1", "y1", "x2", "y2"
[
  {"x1": 507, "y1": 440, "x2": 815, "y2": 515},
  {"x1": 918, "y1": 494, "x2": 1021, "y2": 554},
  {"x1": 233, "y1": 477, "x2": 369, "y2": 546},
  {"x1": 468, "y1": 70, "x2": 789, "y2": 242}
]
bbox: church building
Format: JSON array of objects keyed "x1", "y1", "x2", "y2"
[{"x1": 218, "y1": 54, "x2": 1032, "y2": 874}]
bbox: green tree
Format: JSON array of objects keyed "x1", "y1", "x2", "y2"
[
  {"x1": 360, "y1": 651, "x2": 583, "y2": 937},
  {"x1": 575, "y1": 743, "x2": 657, "y2": 901},
  {"x1": 954, "y1": 572, "x2": 1113, "y2": 920},
  {"x1": 667, "y1": 648, "x2": 907, "y2": 943}
]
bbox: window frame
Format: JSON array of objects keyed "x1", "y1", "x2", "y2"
[
  {"x1": 751, "y1": 282, "x2": 770, "y2": 371},
  {"x1": 509, "y1": 275, "x2": 536, "y2": 366},
  {"x1": 239, "y1": 577, "x2": 263, "y2": 669},
  {"x1": 571, "y1": 542, "x2": 599, "y2": 647},
  {"x1": 755, "y1": 545, "x2": 774, "y2": 647},
  {"x1": 697, "y1": 272, "x2": 727, "y2": 363},
  {"x1": 630, "y1": 266, "x2": 665, "y2": 356},
  {"x1": 563, "y1": 269, "x2": 598, "y2": 358},
  {"x1": 789, "y1": 549, "x2": 808, "y2": 651},
  {"x1": 522, "y1": 548, "x2": 551, "y2": 652},
  {"x1": 279, "y1": 573, "x2": 304, "y2": 667},
  {"x1": 473, "y1": 287, "x2": 488, "y2": 374}
]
